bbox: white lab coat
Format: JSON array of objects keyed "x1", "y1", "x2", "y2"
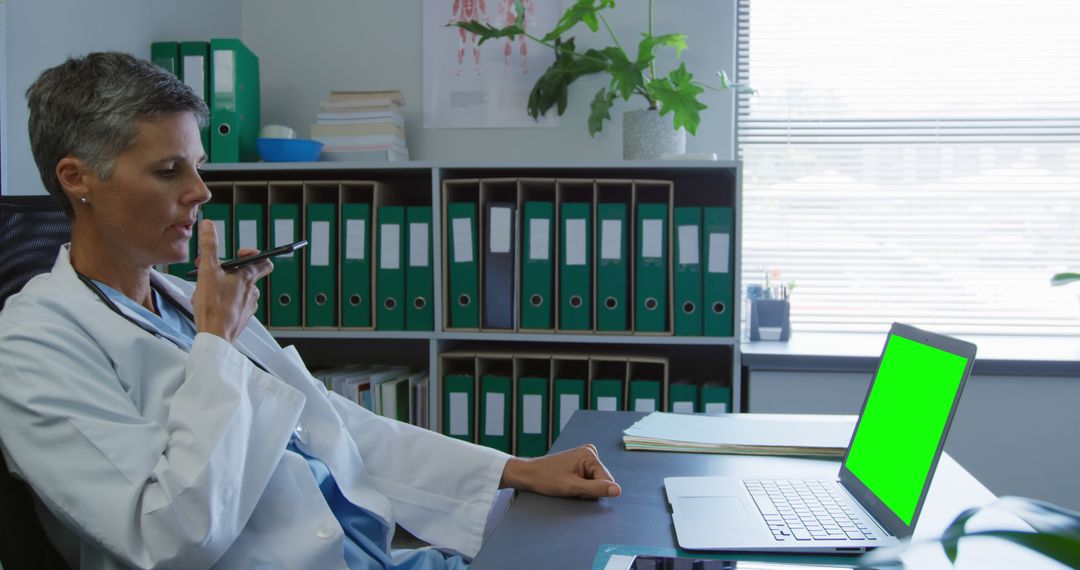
[{"x1": 0, "y1": 245, "x2": 510, "y2": 569}]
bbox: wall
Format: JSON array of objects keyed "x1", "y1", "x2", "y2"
[
  {"x1": 4, "y1": 0, "x2": 242, "y2": 196},
  {"x1": 241, "y1": 0, "x2": 738, "y2": 163},
  {"x1": 749, "y1": 370, "x2": 1080, "y2": 511}
]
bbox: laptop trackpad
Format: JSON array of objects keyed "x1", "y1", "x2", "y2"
[{"x1": 678, "y1": 496, "x2": 751, "y2": 529}]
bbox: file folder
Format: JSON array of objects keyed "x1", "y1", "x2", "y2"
[
  {"x1": 234, "y1": 203, "x2": 266, "y2": 323},
  {"x1": 341, "y1": 203, "x2": 372, "y2": 328},
  {"x1": 674, "y1": 207, "x2": 703, "y2": 336},
  {"x1": 376, "y1": 206, "x2": 405, "y2": 330},
  {"x1": 635, "y1": 203, "x2": 668, "y2": 333},
  {"x1": 479, "y1": 374, "x2": 512, "y2": 453},
  {"x1": 701, "y1": 383, "x2": 732, "y2": 414},
  {"x1": 483, "y1": 202, "x2": 516, "y2": 329},
  {"x1": 559, "y1": 203, "x2": 591, "y2": 331},
  {"x1": 552, "y1": 378, "x2": 585, "y2": 440},
  {"x1": 446, "y1": 202, "x2": 480, "y2": 329},
  {"x1": 520, "y1": 202, "x2": 554, "y2": 330},
  {"x1": 201, "y1": 203, "x2": 232, "y2": 262},
  {"x1": 379, "y1": 376, "x2": 410, "y2": 421},
  {"x1": 443, "y1": 373, "x2": 476, "y2": 443},
  {"x1": 406, "y1": 206, "x2": 434, "y2": 331},
  {"x1": 596, "y1": 203, "x2": 628, "y2": 332},
  {"x1": 269, "y1": 203, "x2": 301, "y2": 327},
  {"x1": 516, "y1": 376, "x2": 549, "y2": 457},
  {"x1": 668, "y1": 382, "x2": 699, "y2": 414},
  {"x1": 703, "y1": 207, "x2": 735, "y2": 337},
  {"x1": 151, "y1": 42, "x2": 179, "y2": 76},
  {"x1": 305, "y1": 203, "x2": 337, "y2": 327},
  {"x1": 629, "y1": 379, "x2": 661, "y2": 413},
  {"x1": 178, "y1": 41, "x2": 210, "y2": 155},
  {"x1": 590, "y1": 378, "x2": 624, "y2": 412},
  {"x1": 209, "y1": 38, "x2": 260, "y2": 162}
]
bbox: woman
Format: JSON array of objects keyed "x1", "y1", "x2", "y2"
[{"x1": 0, "y1": 52, "x2": 619, "y2": 569}]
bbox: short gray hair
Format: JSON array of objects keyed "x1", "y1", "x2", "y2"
[{"x1": 26, "y1": 52, "x2": 210, "y2": 218}]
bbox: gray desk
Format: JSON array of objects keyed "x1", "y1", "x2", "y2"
[{"x1": 471, "y1": 411, "x2": 1039, "y2": 570}]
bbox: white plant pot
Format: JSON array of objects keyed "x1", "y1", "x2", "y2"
[{"x1": 622, "y1": 108, "x2": 686, "y2": 160}]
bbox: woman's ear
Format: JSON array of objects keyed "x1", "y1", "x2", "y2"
[{"x1": 55, "y1": 157, "x2": 92, "y2": 204}]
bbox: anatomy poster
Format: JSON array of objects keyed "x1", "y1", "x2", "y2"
[{"x1": 423, "y1": 0, "x2": 561, "y2": 128}]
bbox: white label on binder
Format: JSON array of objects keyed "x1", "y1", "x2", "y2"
[
  {"x1": 310, "y1": 221, "x2": 330, "y2": 266},
  {"x1": 182, "y1": 56, "x2": 205, "y2": 100},
  {"x1": 596, "y1": 397, "x2": 618, "y2": 412},
  {"x1": 238, "y1": 220, "x2": 257, "y2": 251},
  {"x1": 673, "y1": 401, "x2": 695, "y2": 414},
  {"x1": 490, "y1": 207, "x2": 511, "y2": 253},
  {"x1": 380, "y1": 224, "x2": 400, "y2": 269},
  {"x1": 449, "y1": 392, "x2": 469, "y2": 436},
  {"x1": 274, "y1": 219, "x2": 295, "y2": 257},
  {"x1": 678, "y1": 225, "x2": 699, "y2": 265},
  {"x1": 601, "y1": 219, "x2": 622, "y2": 260},
  {"x1": 634, "y1": 398, "x2": 657, "y2": 413},
  {"x1": 642, "y1": 219, "x2": 663, "y2": 259},
  {"x1": 708, "y1": 233, "x2": 731, "y2": 273},
  {"x1": 409, "y1": 222, "x2": 429, "y2": 267},
  {"x1": 566, "y1": 219, "x2": 586, "y2": 266},
  {"x1": 211, "y1": 219, "x2": 227, "y2": 259},
  {"x1": 452, "y1": 218, "x2": 473, "y2": 263},
  {"x1": 705, "y1": 402, "x2": 729, "y2": 414},
  {"x1": 559, "y1": 394, "x2": 580, "y2": 431},
  {"x1": 529, "y1": 218, "x2": 550, "y2": 261},
  {"x1": 213, "y1": 50, "x2": 234, "y2": 94},
  {"x1": 523, "y1": 394, "x2": 543, "y2": 434},
  {"x1": 484, "y1": 392, "x2": 506, "y2": 436},
  {"x1": 346, "y1": 219, "x2": 366, "y2": 260}
]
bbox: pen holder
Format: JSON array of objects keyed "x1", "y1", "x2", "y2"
[{"x1": 749, "y1": 299, "x2": 791, "y2": 341}]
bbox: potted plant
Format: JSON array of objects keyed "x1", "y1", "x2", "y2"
[{"x1": 456, "y1": 0, "x2": 752, "y2": 159}]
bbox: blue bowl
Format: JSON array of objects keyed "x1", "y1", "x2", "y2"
[{"x1": 256, "y1": 138, "x2": 323, "y2": 162}]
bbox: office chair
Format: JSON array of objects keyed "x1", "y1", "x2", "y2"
[{"x1": 0, "y1": 195, "x2": 72, "y2": 570}]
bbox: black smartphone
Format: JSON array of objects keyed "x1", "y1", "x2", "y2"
[{"x1": 184, "y1": 240, "x2": 308, "y2": 278}]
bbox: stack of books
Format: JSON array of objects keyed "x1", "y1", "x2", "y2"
[{"x1": 311, "y1": 90, "x2": 410, "y2": 162}]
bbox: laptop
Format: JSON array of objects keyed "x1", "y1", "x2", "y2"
[{"x1": 665, "y1": 322, "x2": 977, "y2": 553}]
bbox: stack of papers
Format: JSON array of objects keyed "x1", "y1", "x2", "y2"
[
  {"x1": 622, "y1": 412, "x2": 856, "y2": 457},
  {"x1": 311, "y1": 90, "x2": 410, "y2": 162}
]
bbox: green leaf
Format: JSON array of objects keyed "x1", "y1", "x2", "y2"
[
  {"x1": 454, "y1": 20, "x2": 525, "y2": 46},
  {"x1": 526, "y1": 38, "x2": 608, "y2": 119},
  {"x1": 716, "y1": 70, "x2": 756, "y2": 94},
  {"x1": 543, "y1": 0, "x2": 615, "y2": 42},
  {"x1": 649, "y1": 63, "x2": 707, "y2": 135},
  {"x1": 588, "y1": 88, "x2": 617, "y2": 136},
  {"x1": 1051, "y1": 272, "x2": 1080, "y2": 286},
  {"x1": 636, "y1": 33, "x2": 688, "y2": 66},
  {"x1": 859, "y1": 496, "x2": 1080, "y2": 569},
  {"x1": 601, "y1": 47, "x2": 646, "y2": 100}
]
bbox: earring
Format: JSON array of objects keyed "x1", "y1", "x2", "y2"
[{"x1": 79, "y1": 196, "x2": 88, "y2": 203}]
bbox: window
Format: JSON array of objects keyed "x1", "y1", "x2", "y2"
[{"x1": 737, "y1": 0, "x2": 1080, "y2": 334}]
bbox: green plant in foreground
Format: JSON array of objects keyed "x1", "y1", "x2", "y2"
[
  {"x1": 857, "y1": 496, "x2": 1080, "y2": 568},
  {"x1": 1051, "y1": 272, "x2": 1080, "y2": 286},
  {"x1": 455, "y1": 0, "x2": 752, "y2": 136}
]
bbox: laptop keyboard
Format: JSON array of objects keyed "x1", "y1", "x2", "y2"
[{"x1": 744, "y1": 479, "x2": 880, "y2": 542}]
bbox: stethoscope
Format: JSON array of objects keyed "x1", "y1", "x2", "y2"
[{"x1": 75, "y1": 269, "x2": 271, "y2": 374}]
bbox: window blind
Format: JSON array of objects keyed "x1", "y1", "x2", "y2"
[{"x1": 736, "y1": 0, "x2": 1080, "y2": 334}]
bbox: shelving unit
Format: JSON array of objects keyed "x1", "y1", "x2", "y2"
[{"x1": 201, "y1": 161, "x2": 743, "y2": 433}]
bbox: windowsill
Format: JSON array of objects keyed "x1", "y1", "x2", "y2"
[{"x1": 740, "y1": 332, "x2": 1080, "y2": 377}]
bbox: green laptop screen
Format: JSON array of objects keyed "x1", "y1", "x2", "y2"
[{"x1": 843, "y1": 334, "x2": 969, "y2": 525}]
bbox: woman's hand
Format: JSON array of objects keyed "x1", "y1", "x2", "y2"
[
  {"x1": 499, "y1": 444, "x2": 622, "y2": 499},
  {"x1": 191, "y1": 220, "x2": 273, "y2": 342}
]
